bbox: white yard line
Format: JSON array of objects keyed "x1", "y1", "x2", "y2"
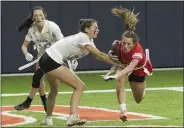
[
  {"x1": 2, "y1": 111, "x2": 37, "y2": 127},
  {"x1": 82, "y1": 126, "x2": 183, "y2": 127},
  {"x1": 1, "y1": 86, "x2": 183, "y2": 97},
  {"x1": 1, "y1": 67, "x2": 183, "y2": 77}
]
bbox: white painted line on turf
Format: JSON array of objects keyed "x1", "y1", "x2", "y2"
[
  {"x1": 82, "y1": 126, "x2": 183, "y2": 127},
  {"x1": 1, "y1": 67, "x2": 183, "y2": 77},
  {"x1": 2, "y1": 111, "x2": 37, "y2": 127},
  {"x1": 1, "y1": 87, "x2": 183, "y2": 97},
  {"x1": 2, "y1": 105, "x2": 167, "y2": 123}
]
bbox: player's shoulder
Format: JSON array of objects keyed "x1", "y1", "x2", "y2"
[
  {"x1": 78, "y1": 32, "x2": 89, "y2": 38},
  {"x1": 78, "y1": 32, "x2": 87, "y2": 36},
  {"x1": 27, "y1": 25, "x2": 34, "y2": 33},
  {"x1": 134, "y1": 42, "x2": 144, "y2": 52},
  {"x1": 46, "y1": 20, "x2": 59, "y2": 27}
]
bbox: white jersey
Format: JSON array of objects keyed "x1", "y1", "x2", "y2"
[
  {"x1": 46, "y1": 32, "x2": 96, "y2": 64},
  {"x1": 25, "y1": 20, "x2": 64, "y2": 57}
]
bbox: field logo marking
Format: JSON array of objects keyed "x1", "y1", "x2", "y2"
[{"x1": 2, "y1": 105, "x2": 166, "y2": 127}]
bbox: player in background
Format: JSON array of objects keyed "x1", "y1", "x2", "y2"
[
  {"x1": 106, "y1": 6, "x2": 153, "y2": 122},
  {"x1": 14, "y1": 6, "x2": 76, "y2": 113}
]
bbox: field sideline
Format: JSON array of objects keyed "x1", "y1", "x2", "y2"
[
  {"x1": 2, "y1": 86, "x2": 183, "y2": 97},
  {"x1": 1, "y1": 67, "x2": 183, "y2": 77}
]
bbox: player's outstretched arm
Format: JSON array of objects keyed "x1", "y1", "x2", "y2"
[
  {"x1": 84, "y1": 44, "x2": 124, "y2": 68},
  {"x1": 116, "y1": 59, "x2": 139, "y2": 80}
]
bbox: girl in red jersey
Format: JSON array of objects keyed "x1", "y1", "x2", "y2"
[{"x1": 106, "y1": 6, "x2": 153, "y2": 122}]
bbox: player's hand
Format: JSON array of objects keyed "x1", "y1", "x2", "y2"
[
  {"x1": 116, "y1": 74, "x2": 121, "y2": 81},
  {"x1": 108, "y1": 52, "x2": 119, "y2": 61},
  {"x1": 25, "y1": 53, "x2": 33, "y2": 61},
  {"x1": 118, "y1": 63, "x2": 127, "y2": 69},
  {"x1": 110, "y1": 55, "x2": 119, "y2": 61}
]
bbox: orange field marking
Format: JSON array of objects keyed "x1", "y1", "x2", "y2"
[{"x1": 1, "y1": 105, "x2": 166, "y2": 126}]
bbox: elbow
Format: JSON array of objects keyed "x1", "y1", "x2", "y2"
[{"x1": 21, "y1": 45, "x2": 25, "y2": 50}]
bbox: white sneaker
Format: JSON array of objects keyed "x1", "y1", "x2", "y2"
[
  {"x1": 40, "y1": 116, "x2": 53, "y2": 126},
  {"x1": 67, "y1": 113, "x2": 86, "y2": 126}
]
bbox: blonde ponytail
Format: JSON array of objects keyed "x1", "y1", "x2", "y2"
[{"x1": 111, "y1": 6, "x2": 140, "y2": 31}]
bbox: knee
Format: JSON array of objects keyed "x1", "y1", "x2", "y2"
[
  {"x1": 32, "y1": 69, "x2": 44, "y2": 88},
  {"x1": 81, "y1": 84, "x2": 86, "y2": 91},
  {"x1": 116, "y1": 86, "x2": 122, "y2": 91},
  {"x1": 134, "y1": 96, "x2": 144, "y2": 104},
  {"x1": 135, "y1": 99, "x2": 142, "y2": 104},
  {"x1": 76, "y1": 83, "x2": 86, "y2": 92},
  {"x1": 116, "y1": 83, "x2": 124, "y2": 91},
  {"x1": 40, "y1": 79, "x2": 45, "y2": 86}
]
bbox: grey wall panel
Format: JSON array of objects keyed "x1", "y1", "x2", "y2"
[
  {"x1": 1, "y1": 1, "x2": 33, "y2": 73},
  {"x1": 57, "y1": 1, "x2": 89, "y2": 36},
  {"x1": 146, "y1": 2, "x2": 176, "y2": 68},
  {"x1": 1, "y1": 1, "x2": 183, "y2": 73},
  {"x1": 173, "y1": 2, "x2": 183, "y2": 67}
]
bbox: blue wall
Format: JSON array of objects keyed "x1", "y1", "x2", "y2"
[{"x1": 1, "y1": 1, "x2": 183, "y2": 73}]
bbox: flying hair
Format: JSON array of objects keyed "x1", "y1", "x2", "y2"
[{"x1": 111, "y1": 6, "x2": 140, "y2": 31}]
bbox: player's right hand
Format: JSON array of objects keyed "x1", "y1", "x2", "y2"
[{"x1": 25, "y1": 53, "x2": 33, "y2": 61}]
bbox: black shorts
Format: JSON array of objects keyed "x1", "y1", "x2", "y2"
[
  {"x1": 128, "y1": 73, "x2": 145, "y2": 82},
  {"x1": 39, "y1": 52, "x2": 61, "y2": 73}
]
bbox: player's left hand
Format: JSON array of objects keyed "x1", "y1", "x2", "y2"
[{"x1": 109, "y1": 54, "x2": 119, "y2": 61}]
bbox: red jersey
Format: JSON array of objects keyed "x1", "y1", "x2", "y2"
[{"x1": 118, "y1": 40, "x2": 153, "y2": 76}]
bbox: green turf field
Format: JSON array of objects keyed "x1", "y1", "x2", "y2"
[{"x1": 1, "y1": 70, "x2": 183, "y2": 127}]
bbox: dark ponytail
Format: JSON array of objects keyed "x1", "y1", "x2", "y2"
[
  {"x1": 18, "y1": 16, "x2": 33, "y2": 33},
  {"x1": 18, "y1": 6, "x2": 47, "y2": 33}
]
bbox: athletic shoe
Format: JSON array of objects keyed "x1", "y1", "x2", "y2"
[
  {"x1": 67, "y1": 113, "x2": 86, "y2": 126},
  {"x1": 14, "y1": 102, "x2": 30, "y2": 111},
  {"x1": 40, "y1": 116, "x2": 53, "y2": 126},
  {"x1": 120, "y1": 110, "x2": 128, "y2": 122}
]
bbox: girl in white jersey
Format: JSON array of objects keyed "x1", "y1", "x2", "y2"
[
  {"x1": 14, "y1": 6, "x2": 64, "y2": 113},
  {"x1": 30, "y1": 18, "x2": 124, "y2": 126}
]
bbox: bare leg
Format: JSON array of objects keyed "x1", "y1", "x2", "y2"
[
  {"x1": 14, "y1": 67, "x2": 44, "y2": 111},
  {"x1": 27, "y1": 63, "x2": 45, "y2": 99},
  {"x1": 130, "y1": 81, "x2": 146, "y2": 103},
  {"x1": 116, "y1": 70, "x2": 127, "y2": 105},
  {"x1": 115, "y1": 69, "x2": 128, "y2": 122},
  {"x1": 47, "y1": 66, "x2": 85, "y2": 114},
  {"x1": 46, "y1": 66, "x2": 86, "y2": 126},
  {"x1": 46, "y1": 74, "x2": 59, "y2": 116}
]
